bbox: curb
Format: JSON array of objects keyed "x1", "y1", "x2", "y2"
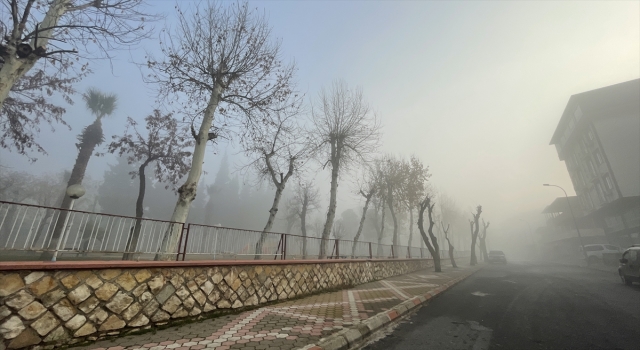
[{"x1": 300, "y1": 268, "x2": 481, "y2": 350}]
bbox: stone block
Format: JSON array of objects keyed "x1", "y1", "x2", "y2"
[
  {"x1": 43, "y1": 326, "x2": 69, "y2": 343},
  {"x1": 150, "y1": 310, "x2": 170, "y2": 322},
  {"x1": 6, "y1": 290, "x2": 35, "y2": 309},
  {"x1": 0, "y1": 306, "x2": 10, "y2": 321},
  {"x1": 147, "y1": 275, "x2": 165, "y2": 294},
  {"x1": 216, "y1": 300, "x2": 231, "y2": 309},
  {"x1": 194, "y1": 274, "x2": 208, "y2": 286},
  {"x1": 28, "y1": 276, "x2": 57, "y2": 296},
  {"x1": 30, "y1": 312, "x2": 59, "y2": 336},
  {"x1": 84, "y1": 274, "x2": 103, "y2": 290},
  {"x1": 211, "y1": 272, "x2": 223, "y2": 284},
  {"x1": 156, "y1": 284, "x2": 176, "y2": 304},
  {"x1": 52, "y1": 299, "x2": 76, "y2": 321},
  {"x1": 128, "y1": 314, "x2": 149, "y2": 327},
  {"x1": 170, "y1": 308, "x2": 188, "y2": 318},
  {"x1": 203, "y1": 303, "x2": 215, "y2": 312},
  {"x1": 161, "y1": 295, "x2": 181, "y2": 314},
  {"x1": 40, "y1": 289, "x2": 65, "y2": 307},
  {"x1": 78, "y1": 296, "x2": 100, "y2": 314},
  {"x1": 142, "y1": 299, "x2": 159, "y2": 317},
  {"x1": 134, "y1": 270, "x2": 151, "y2": 283},
  {"x1": 99, "y1": 315, "x2": 125, "y2": 331},
  {"x1": 0, "y1": 274, "x2": 24, "y2": 297},
  {"x1": 88, "y1": 308, "x2": 108, "y2": 325},
  {"x1": 106, "y1": 292, "x2": 134, "y2": 314},
  {"x1": 68, "y1": 284, "x2": 91, "y2": 305},
  {"x1": 95, "y1": 282, "x2": 118, "y2": 301},
  {"x1": 132, "y1": 283, "x2": 148, "y2": 297},
  {"x1": 74, "y1": 322, "x2": 97, "y2": 337},
  {"x1": 175, "y1": 286, "x2": 190, "y2": 300},
  {"x1": 121, "y1": 302, "x2": 141, "y2": 321},
  {"x1": 65, "y1": 314, "x2": 86, "y2": 331},
  {"x1": 189, "y1": 307, "x2": 201, "y2": 316},
  {"x1": 0, "y1": 316, "x2": 25, "y2": 339},
  {"x1": 192, "y1": 290, "x2": 206, "y2": 306},
  {"x1": 116, "y1": 273, "x2": 138, "y2": 292},
  {"x1": 60, "y1": 275, "x2": 80, "y2": 289},
  {"x1": 23, "y1": 272, "x2": 45, "y2": 285},
  {"x1": 7, "y1": 328, "x2": 41, "y2": 349},
  {"x1": 99, "y1": 269, "x2": 121, "y2": 281},
  {"x1": 186, "y1": 280, "x2": 198, "y2": 292},
  {"x1": 342, "y1": 328, "x2": 364, "y2": 346},
  {"x1": 231, "y1": 300, "x2": 243, "y2": 308},
  {"x1": 200, "y1": 281, "x2": 214, "y2": 296},
  {"x1": 18, "y1": 301, "x2": 47, "y2": 320}
]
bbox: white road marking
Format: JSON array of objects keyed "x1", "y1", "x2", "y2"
[
  {"x1": 471, "y1": 291, "x2": 490, "y2": 297},
  {"x1": 381, "y1": 280, "x2": 411, "y2": 300}
]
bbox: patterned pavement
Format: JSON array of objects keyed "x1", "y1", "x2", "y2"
[{"x1": 76, "y1": 265, "x2": 476, "y2": 350}]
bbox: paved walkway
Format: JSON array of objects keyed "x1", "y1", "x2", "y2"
[{"x1": 77, "y1": 265, "x2": 478, "y2": 350}]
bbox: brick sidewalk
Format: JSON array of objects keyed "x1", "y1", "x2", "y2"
[{"x1": 76, "y1": 265, "x2": 477, "y2": 350}]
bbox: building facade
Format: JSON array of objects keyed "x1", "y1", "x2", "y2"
[{"x1": 550, "y1": 79, "x2": 640, "y2": 247}]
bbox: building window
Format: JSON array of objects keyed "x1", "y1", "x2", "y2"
[
  {"x1": 596, "y1": 183, "x2": 606, "y2": 204},
  {"x1": 604, "y1": 174, "x2": 614, "y2": 191},
  {"x1": 589, "y1": 160, "x2": 597, "y2": 177},
  {"x1": 574, "y1": 106, "x2": 583, "y2": 120},
  {"x1": 595, "y1": 150, "x2": 604, "y2": 165}
]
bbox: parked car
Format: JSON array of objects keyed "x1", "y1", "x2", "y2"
[
  {"x1": 487, "y1": 250, "x2": 507, "y2": 264},
  {"x1": 618, "y1": 245, "x2": 640, "y2": 285},
  {"x1": 582, "y1": 244, "x2": 621, "y2": 265}
]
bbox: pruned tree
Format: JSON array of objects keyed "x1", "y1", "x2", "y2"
[
  {"x1": 417, "y1": 194, "x2": 441, "y2": 272},
  {"x1": 243, "y1": 109, "x2": 308, "y2": 259},
  {"x1": 470, "y1": 205, "x2": 483, "y2": 265},
  {"x1": 351, "y1": 166, "x2": 378, "y2": 258},
  {"x1": 148, "y1": 1, "x2": 298, "y2": 259},
  {"x1": 311, "y1": 80, "x2": 381, "y2": 258},
  {"x1": 44, "y1": 88, "x2": 116, "y2": 259},
  {"x1": 108, "y1": 110, "x2": 192, "y2": 260},
  {"x1": 379, "y1": 155, "x2": 408, "y2": 252},
  {"x1": 441, "y1": 222, "x2": 457, "y2": 268},
  {"x1": 0, "y1": 0, "x2": 153, "y2": 158},
  {"x1": 479, "y1": 219, "x2": 490, "y2": 262},
  {"x1": 401, "y1": 155, "x2": 430, "y2": 249},
  {"x1": 291, "y1": 181, "x2": 320, "y2": 258}
]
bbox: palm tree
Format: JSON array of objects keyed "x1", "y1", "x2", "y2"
[{"x1": 44, "y1": 89, "x2": 117, "y2": 257}]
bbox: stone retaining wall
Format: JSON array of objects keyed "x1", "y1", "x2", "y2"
[{"x1": 0, "y1": 259, "x2": 432, "y2": 349}]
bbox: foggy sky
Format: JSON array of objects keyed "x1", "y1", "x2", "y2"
[{"x1": 1, "y1": 1, "x2": 638, "y2": 245}]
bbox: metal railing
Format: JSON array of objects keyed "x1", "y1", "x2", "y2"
[{"x1": 0, "y1": 201, "x2": 470, "y2": 262}]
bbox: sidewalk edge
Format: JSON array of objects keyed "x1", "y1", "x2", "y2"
[{"x1": 300, "y1": 267, "x2": 482, "y2": 350}]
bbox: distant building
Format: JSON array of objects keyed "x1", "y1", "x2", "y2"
[{"x1": 550, "y1": 79, "x2": 640, "y2": 247}]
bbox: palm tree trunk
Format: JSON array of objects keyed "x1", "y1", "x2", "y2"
[{"x1": 42, "y1": 118, "x2": 102, "y2": 259}]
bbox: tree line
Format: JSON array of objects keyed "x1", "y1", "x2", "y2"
[{"x1": 0, "y1": 1, "x2": 491, "y2": 267}]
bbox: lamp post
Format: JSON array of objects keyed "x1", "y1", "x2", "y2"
[
  {"x1": 51, "y1": 184, "x2": 86, "y2": 262},
  {"x1": 543, "y1": 184, "x2": 588, "y2": 262}
]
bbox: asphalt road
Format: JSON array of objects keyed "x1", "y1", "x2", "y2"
[{"x1": 361, "y1": 262, "x2": 640, "y2": 350}]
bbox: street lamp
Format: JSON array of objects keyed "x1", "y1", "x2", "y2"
[
  {"x1": 543, "y1": 184, "x2": 588, "y2": 262},
  {"x1": 51, "y1": 184, "x2": 86, "y2": 262}
]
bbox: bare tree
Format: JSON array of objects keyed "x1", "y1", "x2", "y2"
[
  {"x1": 351, "y1": 166, "x2": 378, "y2": 258},
  {"x1": 441, "y1": 222, "x2": 457, "y2": 268},
  {"x1": 479, "y1": 219, "x2": 490, "y2": 262},
  {"x1": 148, "y1": 1, "x2": 297, "y2": 259},
  {"x1": 401, "y1": 155, "x2": 429, "y2": 249},
  {"x1": 379, "y1": 155, "x2": 408, "y2": 252},
  {"x1": 108, "y1": 111, "x2": 192, "y2": 260},
  {"x1": 418, "y1": 195, "x2": 441, "y2": 272},
  {"x1": 311, "y1": 80, "x2": 381, "y2": 258},
  {"x1": 470, "y1": 205, "x2": 483, "y2": 265},
  {"x1": 243, "y1": 110, "x2": 308, "y2": 259},
  {"x1": 291, "y1": 181, "x2": 320, "y2": 258},
  {"x1": 0, "y1": 0, "x2": 153, "y2": 157}
]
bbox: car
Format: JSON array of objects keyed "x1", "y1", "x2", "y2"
[
  {"x1": 582, "y1": 244, "x2": 621, "y2": 265},
  {"x1": 618, "y1": 245, "x2": 640, "y2": 286},
  {"x1": 487, "y1": 250, "x2": 507, "y2": 264}
]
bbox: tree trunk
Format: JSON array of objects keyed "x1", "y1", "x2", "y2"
[
  {"x1": 351, "y1": 193, "x2": 372, "y2": 258},
  {"x1": 300, "y1": 203, "x2": 308, "y2": 259},
  {"x1": 377, "y1": 198, "x2": 386, "y2": 257},
  {"x1": 408, "y1": 208, "x2": 414, "y2": 248},
  {"x1": 0, "y1": 0, "x2": 69, "y2": 110},
  {"x1": 470, "y1": 219, "x2": 480, "y2": 266},
  {"x1": 479, "y1": 236, "x2": 489, "y2": 262},
  {"x1": 255, "y1": 185, "x2": 284, "y2": 259},
  {"x1": 386, "y1": 186, "x2": 399, "y2": 251},
  {"x1": 417, "y1": 207, "x2": 439, "y2": 271},
  {"x1": 446, "y1": 238, "x2": 457, "y2": 268},
  {"x1": 156, "y1": 86, "x2": 222, "y2": 260},
  {"x1": 320, "y1": 143, "x2": 341, "y2": 258},
  {"x1": 123, "y1": 161, "x2": 150, "y2": 260},
  {"x1": 42, "y1": 118, "x2": 102, "y2": 259}
]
